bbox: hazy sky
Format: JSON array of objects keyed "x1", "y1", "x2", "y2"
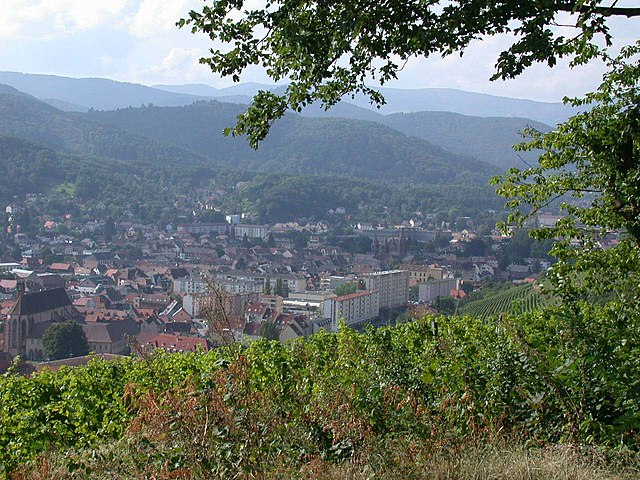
[{"x1": 0, "y1": 0, "x2": 638, "y2": 102}]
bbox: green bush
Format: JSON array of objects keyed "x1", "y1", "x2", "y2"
[{"x1": 1, "y1": 308, "x2": 639, "y2": 477}]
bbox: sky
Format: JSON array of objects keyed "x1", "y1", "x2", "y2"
[{"x1": 0, "y1": 0, "x2": 638, "y2": 102}]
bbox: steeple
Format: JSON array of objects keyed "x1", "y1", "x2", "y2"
[{"x1": 16, "y1": 278, "x2": 25, "y2": 296}]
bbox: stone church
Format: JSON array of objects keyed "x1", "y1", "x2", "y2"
[{"x1": 4, "y1": 284, "x2": 79, "y2": 360}]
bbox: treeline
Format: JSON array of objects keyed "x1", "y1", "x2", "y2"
[
  {"x1": 0, "y1": 135, "x2": 502, "y2": 225},
  {"x1": 221, "y1": 174, "x2": 503, "y2": 223}
]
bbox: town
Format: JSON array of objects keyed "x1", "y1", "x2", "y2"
[{"x1": 0, "y1": 192, "x2": 572, "y2": 373}]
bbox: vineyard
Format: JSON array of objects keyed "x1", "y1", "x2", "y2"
[{"x1": 459, "y1": 283, "x2": 550, "y2": 321}]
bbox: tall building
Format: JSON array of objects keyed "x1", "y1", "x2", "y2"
[
  {"x1": 362, "y1": 270, "x2": 409, "y2": 309},
  {"x1": 4, "y1": 285, "x2": 79, "y2": 359},
  {"x1": 323, "y1": 290, "x2": 380, "y2": 331}
]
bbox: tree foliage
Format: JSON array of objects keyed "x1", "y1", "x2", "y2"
[
  {"x1": 494, "y1": 43, "x2": 640, "y2": 309},
  {"x1": 42, "y1": 321, "x2": 89, "y2": 360},
  {"x1": 181, "y1": 0, "x2": 639, "y2": 146}
]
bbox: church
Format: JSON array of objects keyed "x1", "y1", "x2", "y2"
[{"x1": 3, "y1": 284, "x2": 79, "y2": 360}]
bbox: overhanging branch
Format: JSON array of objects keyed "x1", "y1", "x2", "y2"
[{"x1": 558, "y1": 2, "x2": 640, "y2": 17}]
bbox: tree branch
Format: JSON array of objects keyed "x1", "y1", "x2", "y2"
[{"x1": 557, "y1": 2, "x2": 640, "y2": 17}]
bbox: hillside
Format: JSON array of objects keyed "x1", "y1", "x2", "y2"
[
  {"x1": 0, "y1": 91, "x2": 208, "y2": 165},
  {"x1": 0, "y1": 135, "x2": 228, "y2": 228},
  {"x1": 220, "y1": 174, "x2": 502, "y2": 223},
  {"x1": 0, "y1": 71, "x2": 208, "y2": 110},
  {"x1": 379, "y1": 111, "x2": 550, "y2": 170},
  {"x1": 81, "y1": 101, "x2": 499, "y2": 184},
  {"x1": 152, "y1": 83, "x2": 553, "y2": 170}
]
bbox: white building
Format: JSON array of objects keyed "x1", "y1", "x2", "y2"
[
  {"x1": 234, "y1": 224, "x2": 269, "y2": 239},
  {"x1": 418, "y1": 278, "x2": 460, "y2": 303},
  {"x1": 323, "y1": 290, "x2": 380, "y2": 331},
  {"x1": 362, "y1": 270, "x2": 409, "y2": 309},
  {"x1": 216, "y1": 271, "x2": 307, "y2": 294},
  {"x1": 173, "y1": 276, "x2": 209, "y2": 295},
  {"x1": 225, "y1": 214, "x2": 242, "y2": 225},
  {"x1": 176, "y1": 223, "x2": 229, "y2": 235}
]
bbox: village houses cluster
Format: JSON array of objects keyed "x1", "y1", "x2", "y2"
[{"x1": 0, "y1": 199, "x2": 571, "y2": 372}]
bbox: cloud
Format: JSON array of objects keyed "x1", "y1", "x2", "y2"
[
  {"x1": 0, "y1": 0, "x2": 130, "y2": 38},
  {"x1": 140, "y1": 47, "x2": 205, "y2": 82},
  {"x1": 125, "y1": 0, "x2": 197, "y2": 38}
]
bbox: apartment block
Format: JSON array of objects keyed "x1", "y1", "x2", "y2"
[
  {"x1": 323, "y1": 290, "x2": 380, "y2": 331},
  {"x1": 362, "y1": 270, "x2": 409, "y2": 309}
]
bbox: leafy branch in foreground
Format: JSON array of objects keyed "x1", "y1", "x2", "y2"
[
  {"x1": 180, "y1": 0, "x2": 634, "y2": 146},
  {"x1": 492, "y1": 41, "x2": 640, "y2": 307}
]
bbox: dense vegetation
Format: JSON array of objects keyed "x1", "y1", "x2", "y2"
[
  {"x1": 81, "y1": 101, "x2": 498, "y2": 184},
  {"x1": 222, "y1": 173, "x2": 502, "y2": 223},
  {"x1": 0, "y1": 93, "x2": 208, "y2": 166},
  {"x1": 0, "y1": 135, "x2": 216, "y2": 224},
  {"x1": 380, "y1": 111, "x2": 550, "y2": 171},
  {"x1": 0, "y1": 132, "x2": 502, "y2": 225},
  {"x1": 2, "y1": 310, "x2": 639, "y2": 477}
]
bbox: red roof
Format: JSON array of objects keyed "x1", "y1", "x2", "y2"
[
  {"x1": 49, "y1": 263, "x2": 72, "y2": 271},
  {"x1": 450, "y1": 289, "x2": 467, "y2": 299},
  {"x1": 335, "y1": 290, "x2": 376, "y2": 302}
]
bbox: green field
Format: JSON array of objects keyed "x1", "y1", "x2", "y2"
[{"x1": 459, "y1": 283, "x2": 550, "y2": 320}]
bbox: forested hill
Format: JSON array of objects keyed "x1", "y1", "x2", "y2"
[
  {"x1": 0, "y1": 83, "x2": 35, "y2": 98},
  {"x1": 0, "y1": 71, "x2": 208, "y2": 110},
  {"x1": 379, "y1": 111, "x2": 550, "y2": 171},
  {"x1": 81, "y1": 101, "x2": 499, "y2": 184},
  {"x1": 0, "y1": 91, "x2": 208, "y2": 165},
  {"x1": 0, "y1": 135, "x2": 225, "y2": 222}
]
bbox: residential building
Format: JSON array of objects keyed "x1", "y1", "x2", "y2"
[
  {"x1": 82, "y1": 317, "x2": 139, "y2": 355},
  {"x1": 176, "y1": 223, "x2": 229, "y2": 235},
  {"x1": 323, "y1": 290, "x2": 380, "y2": 331},
  {"x1": 173, "y1": 276, "x2": 209, "y2": 295},
  {"x1": 234, "y1": 224, "x2": 269, "y2": 239},
  {"x1": 418, "y1": 278, "x2": 460, "y2": 303},
  {"x1": 362, "y1": 270, "x2": 409, "y2": 309},
  {"x1": 400, "y1": 264, "x2": 444, "y2": 284}
]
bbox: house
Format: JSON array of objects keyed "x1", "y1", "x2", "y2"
[
  {"x1": 82, "y1": 317, "x2": 139, "y2": 355},
  {"x1": 48, "y1": 263, "x2": 74, "y2": 274}
]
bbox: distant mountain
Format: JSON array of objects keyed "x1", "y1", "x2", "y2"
[
  {"x1": 378, "y1": 111, "x2": 551, "y2": 170},
  {"x1": 152, "y1": 83, "x2": 221, "y2": 96},
  {"x1": 0, "y1": 72, "x2": 209, "y2": 110},
  {"x1": 0, "y1": 83, "x2": 35, "y2": 98},
  {"x1": 81, "y1": 101, "x2": 498, "y2": 184},
  {"x1": 151, "y1": 83, "x2": 546, "y2": 170},
  {"x1": 0, "y1": 91, "x2": 207, "y2": 165},
  {"x1": 153, "y1": 81, "x2": 277, "y2": 98},
  {"x1": 352, "y1": 87, "x2": 576, "y2": 126},
  {"x1": 154, "y1": 82, "x2": 576, "y2": 125}
]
